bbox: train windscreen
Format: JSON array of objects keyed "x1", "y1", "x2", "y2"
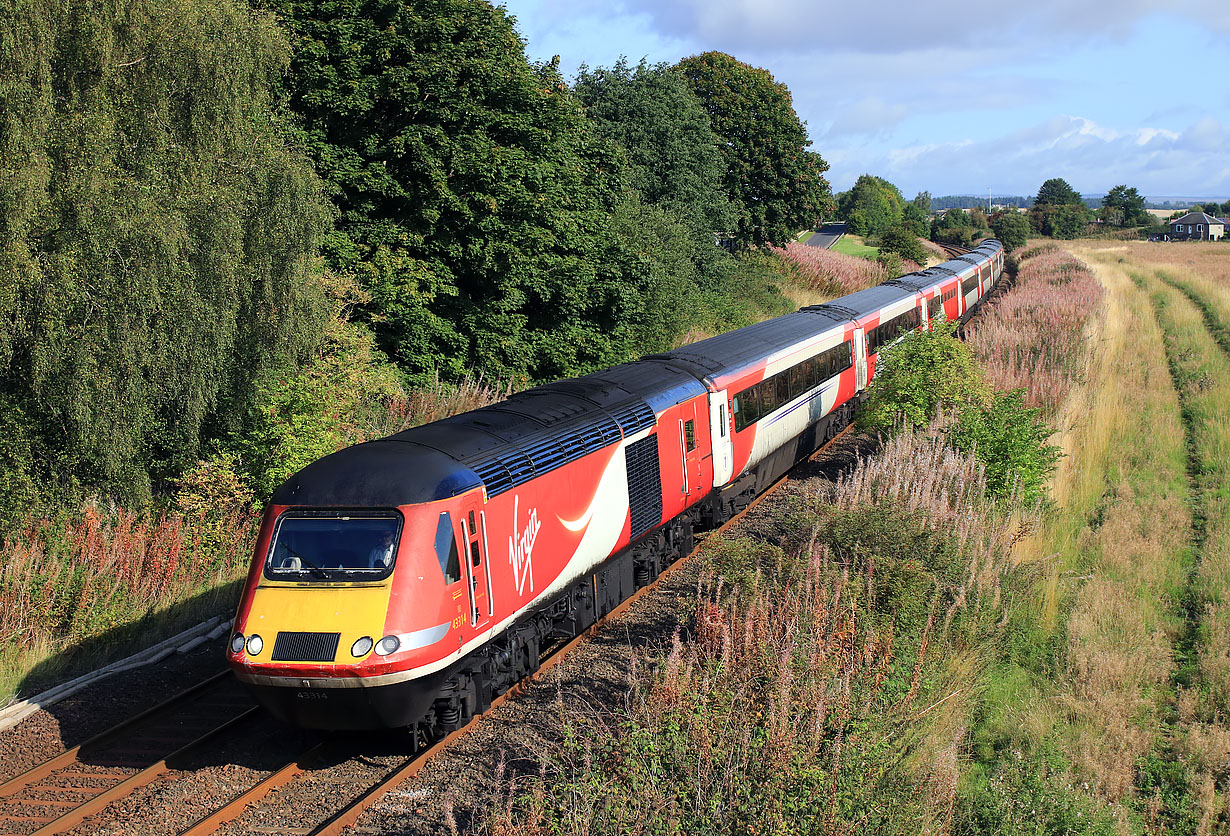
[{"x1": 265, "y1": 514, "x2": 401, "y2": 581}]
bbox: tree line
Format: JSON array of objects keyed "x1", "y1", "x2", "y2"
[{"x1": 0, "y1": 0, "x2": 830, "y2": 523}]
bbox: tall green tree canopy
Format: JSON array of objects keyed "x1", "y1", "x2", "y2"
[
  {"x1": 989, "y1": 212, "x2": 1031, "y2": 251},
  {"x1": 270, "y1": 0, "x2": 661, "y2": 383},
  {"x1": 0, "y1": 0, "x2": 331, "y2": 512},
  {"x1": 837, "y1": 174, "x2": 906, "y2": 237},
  {"x1": 675, "y1": 51, "x2": 831, "y2": 250},
  {"x1": 1101, "y1": 184, "x2": 1147, "y2": 227},
  {"x1": 573, "y1": 58, "x2": 734, "y2": 235},
  {"x1": 1033, "y1": 177, "x2": 1083, "y2": 206}
]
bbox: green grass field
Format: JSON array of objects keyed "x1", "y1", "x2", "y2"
[{"x1": 830, "y1": 234, "x2": 879, "y2": 259}]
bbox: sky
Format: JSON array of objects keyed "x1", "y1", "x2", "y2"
[{"x1": 496, "y1": 0, "x2": 1230, "y2": 200}]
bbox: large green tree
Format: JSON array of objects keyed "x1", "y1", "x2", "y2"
[
  {"x1": 1101, "y1": 184, "x2": 1148, "y2": 227},
  {"x1": 0, "y1": 0, "x2": 331, "y2": 514},
  {"x1": 675, "y1": 52, "x2": 831, "y2": 250},
  {"x1": 574, "y1": 58, "x2": 735, "y2": 236},
  {"x1": 271, "y1": 0, "x2": 663, "y2": 383},
  {"x1": 1033, "y1": 177, "x2": 1083, "y2": 206},
  {"x1": 989, "y1": 212, "x2": 1031, "y2": 251},
  {"x1": 837, "y1": 174, "x2": 906, "y2": 237}
]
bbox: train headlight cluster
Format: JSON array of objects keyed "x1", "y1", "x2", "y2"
[
  {"x1": 351, "y1": 636, "x2": 374, "y2": 657},
  {"x1": 374, "y1": 635, "x2": 400, "y2": 656},
  {"x1": 229, "y1": 632, "x2": 264, "y2": 656}
]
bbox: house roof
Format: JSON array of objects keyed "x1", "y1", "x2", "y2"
[{"x1": 1171, "y1": 211, "x2": 1224, "y2": 226}]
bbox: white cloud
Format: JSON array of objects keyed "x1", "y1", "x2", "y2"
[{"x1": 827, "y1": 115, "x2": 1230, "y2": 196}]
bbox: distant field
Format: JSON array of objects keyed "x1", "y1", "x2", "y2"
[{"x1": 830, "y1": 234, "x2": 878, "y2": 259}]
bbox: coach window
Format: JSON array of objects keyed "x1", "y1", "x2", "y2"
[
  {"x1": 684, "y1": 419, "x2": 697, "y2": 451},
  {"x1": 789, "y1": 363, "x2": 807, "y2": 398},
  {"x1": 434, "y1": 512, "x2": 461, "y2": 585}
]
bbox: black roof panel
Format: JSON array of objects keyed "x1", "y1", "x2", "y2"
[{"x1": 647, "y1": 308, "x2": 850, "y2": 381}]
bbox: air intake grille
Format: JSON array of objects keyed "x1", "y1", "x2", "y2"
[
  {"x1": 625, "y1": 435, "x2": 663, "y2": 540},
  {"x1": 271, "y1": 631, "x2": 341, "y2": 662},
  {"x1": 610, "y1": 401, "x2": 657, "y2": 437}
]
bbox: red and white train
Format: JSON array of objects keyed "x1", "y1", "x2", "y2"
[{"x1": 228, "y1": 239, "x2": 1004, "y2": 733}]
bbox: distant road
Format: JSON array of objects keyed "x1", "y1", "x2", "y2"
[{"x1": 806, "y1": 221, "x2": 846, "y2": 249}]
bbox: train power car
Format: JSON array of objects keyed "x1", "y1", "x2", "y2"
[{"x1": 227, "y1": 239, "x2": 1004, "y2": 735}]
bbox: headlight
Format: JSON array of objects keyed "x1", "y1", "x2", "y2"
[
  {"x1": 246, "y1": 634, "x2": 263, "y2": 656},
  {"x1": 351, "y1": 636, "x2": 374, "y2": 657},
  {"x1": 374, "y1": 635, "x2": 400, "y2": 656},
  {"x1": 230, "y1": 633, "x2": 245, "y2": 654}
]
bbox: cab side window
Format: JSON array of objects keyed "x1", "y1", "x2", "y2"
[
  {"x1": 684, "y1": 419, "x2": 697, "y2": 451},
  {"x1": 434, "y1": 512, "x2": 461, "y2": 584}
]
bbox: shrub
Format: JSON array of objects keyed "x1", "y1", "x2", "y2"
[
  {"x1": 858, "y1": 319, "x2": 989, "y2": 433},
  {"x1": 876, "y1": 249, "x2": 903, "y2": 274},
  {"x1": 949, "y1": 390, "x2": 1060, "y2": 505},
  {"x1": 990, "y1": 211, "x2": 1031, "y2": 252},
  {"x1": 878, "y1": 226, "x2": 929, "y2": 264}
]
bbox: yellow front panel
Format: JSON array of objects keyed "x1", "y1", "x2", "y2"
[{"x1": 245, "y1": 582, "x2": 393, "y2": 664}]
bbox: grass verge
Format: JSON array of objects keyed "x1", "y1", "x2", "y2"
[{"x1": 831, "y1": 235, "x2": 879, "y2": 260}]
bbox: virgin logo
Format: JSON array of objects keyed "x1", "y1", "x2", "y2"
[{"x1": 508, "y1": 495, "x2": 538, "y2": 597}]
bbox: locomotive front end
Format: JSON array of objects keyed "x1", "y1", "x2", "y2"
[{"x1": 227, "y1": 440, "x2": 482, "y2": 730}]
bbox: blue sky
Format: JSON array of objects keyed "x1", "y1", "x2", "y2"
[{"x1": 497, "y1": 0, "x2": 1230, "y2": 200}]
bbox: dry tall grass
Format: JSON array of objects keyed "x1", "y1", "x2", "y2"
[
  {"x1": 1058, "y1": 245, "x2": 1210, "y2": 826},
  {"x1": 0, "y1": 505, "x2": 259, "y2": 699},
  {"x1": 484, "y1": 430, "x2": 1032, "y2": 835},
  {"x1": 1137, "y1": 269, "x2": 1230, "y2": 719}
]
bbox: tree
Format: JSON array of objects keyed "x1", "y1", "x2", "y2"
[
  {"x1": 903, "y1": 193, "x2": 930, "y2": 237},
  {"x1": 879, "y1": 226, "x2": 928, "y2": 265},
  {"x1": 676, "y1": 52, "x2": 832, "y2": 250},
  {"x1": 838, "y1": 175, "x2": 906, "y2": 237},
  {"x1": 931, "y1": 208, "x2": 975, "y2": 246},
  {"x1": 1033, "y1": 177, "x2": 1083, "y2": 206},
  {"x1": 272, "y1": 0, "x2": 669, "y2": 384},
  {"x1": 1101, "y1": 185, "x2": 1148, "y2": 227},
  {"x1": 574, "y1": 59, "x2": 735, "y2": 235},
  {"x1": 1047, "y1": 204, "x2": 1089, "y2": 239},
  {"x1": 0, "y1": 0, "x2": 332, "y2": 513},
  {"x1": 989, "y1": 212, "x2": 1031, "y2": 251}
]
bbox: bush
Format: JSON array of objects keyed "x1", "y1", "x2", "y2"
[
  {"x1": 879, "y1": 226, "x2": 929, "y2": 264},
  {"x1": 990, "y1": 212, "x2": 1031, "y2": 252},
  {"x1": 858, "y1": 319, "x2": 989, "y2": 433},
  {"x1": 949, "y1": 390, "x2": 1060, "y2": 505},
  {"x1": 876, "y1": 249, "x2": 903, "y2": 275}
]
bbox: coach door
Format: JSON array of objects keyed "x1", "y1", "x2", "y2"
[
  {"x1": 854, "y1": 327, "x2": 868, "y2": 391},
  {"x1": 709, "y1": 390, "x2": 733, "y2": 487},
  {"x1": 678, "y1": 402, "x2": 705, "y2": 501},
  {"x1": 458, "y1": 501, "x2": 492, "y2": 629}
]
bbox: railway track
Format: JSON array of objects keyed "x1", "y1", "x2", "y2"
[{"x1": 0, "y1": 672, "x2": 255, "y2": 836}]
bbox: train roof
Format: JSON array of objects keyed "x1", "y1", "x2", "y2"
[
  {"x1": 645, "y1": 307, "x2": 850, "y2": 380},
  {"x1": 272, "y1": 361, "x2": 707, "y2": 506}
]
